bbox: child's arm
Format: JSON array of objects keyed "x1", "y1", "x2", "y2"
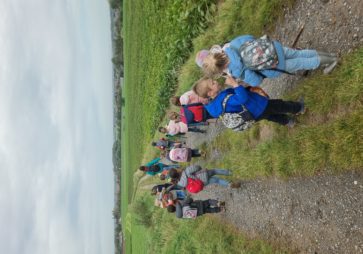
[
  {"x1": 230, "y1": 85, "x2": 249, "y2": 105},
  {"x1": 243, "y1": 69, "x2": 264, "y2": 87},
  {"x1": 230, "y1": 35, "x2": 255, "y2": 48},
  {"x1": 146, "y1": 157, "x2": 161, "y2": 166}
]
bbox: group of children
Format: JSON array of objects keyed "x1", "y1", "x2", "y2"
[{"x1": 140, "y1": 34, "x2": 338, "y2": 219}]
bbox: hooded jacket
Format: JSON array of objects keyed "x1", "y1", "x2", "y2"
[
  {"x1": 225, "y1": 35, "x2": 286, "y2": 86},
  {"x1": 177, "y1": 165, "x2": 208, "y2": 188},
  {"x1": 205, "y1": 87, "x2": 268, "y2": 119}
]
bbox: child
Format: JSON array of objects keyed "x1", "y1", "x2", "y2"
[
  {"x1": 151, "y1": 183, "x2": 173, "y2": 195},
  {"x1": 151, "y1": 138, "x2": 182, "y2": 151},
  {"x1": 168, "y1": 107, "x2": 211, "y2": 127},
  {"x1": 169, "y1": 166, "x2": 241, "y2": 190},
  {"x1": 167, "y1": 197, "x2": 225, "y2": 219},
  {"x1": 198, "y1": 34, "x2": 337, "y2": 86},
  {"x1": 167, "y1": 147, "x2": 202, "y2": 163},
  {"x1": 139, "y1": 157, "x2": 180, "y2": 176},
  {"x1": 158, "y1": 120, "x2": 205, "y2": 136},
  {"x1": 193, "y1": 77, "x2": 305, "y2": 127}
]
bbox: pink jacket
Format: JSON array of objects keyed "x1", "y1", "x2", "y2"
[{"x1": 169, "y1": 148, "x2": 192, "y2": 162}]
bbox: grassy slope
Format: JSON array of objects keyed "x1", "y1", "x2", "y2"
[
  {"x1": 204, "y1": 48, "x2": 363, "y2": 178},
  {"x1": 123, "y1": 0, "x2": 297, "y2": 253},
  {"x1": 123, "y1": 1, "x2": 218, "y2": 253}
]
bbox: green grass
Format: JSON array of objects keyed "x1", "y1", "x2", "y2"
[
  {"x1": 177, "y1": 0, "x2": 295, "y2": 93},
  {"x1": 204, "y1": 47, "x2": 363, "y2": 178},
  {"x1": 131, "y1": 191, "x2": 286, "y2": 254},
  {"x1": 123, "y1": 0, "x2": 218, "y2": 253}
]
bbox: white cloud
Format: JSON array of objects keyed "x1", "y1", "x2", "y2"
[{"x1": 0, "y1": 0, "x2": 114, "y2": 253}]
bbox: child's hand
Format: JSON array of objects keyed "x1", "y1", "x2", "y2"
[{"x1": 225, "y1": 76, "x2": 239, "y2": 87}]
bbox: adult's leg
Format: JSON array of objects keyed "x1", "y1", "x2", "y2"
[
  {"x1": 283, "y1": 47, "x2": 320, "y2": 73},
  {"x1": 262, "y1": 99, "x2": 302, "y2": 115},
  {"x1": 162, "y1": 164, "x2": 180, "y2": 170},
  {"x1": 284, "y1": 47, "x2": 318, "y2": 59},
  {"x1": 207, "y1": 177, "x2": 230, "y2": 187},
  {"x1": 208, "y1": 169, "x2": 231, "y2": 176},
  {"x1": 260, "y1": 114, "x2": 290, "y2": 125}
]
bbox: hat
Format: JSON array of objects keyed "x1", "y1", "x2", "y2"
[{"x1": 195, "y1": 50, "x2": 209, "y2": 68}]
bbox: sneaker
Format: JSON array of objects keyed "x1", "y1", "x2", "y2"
[
  {"x1": 323, "y1": 59, "x2": 338, "y2": 74},
  {"x1": 229, "y1": 182, "x2": 241, "y2": 189},
  {"x1": 218, "y1": 201, "x2": 226, "y2": 207},
  {"x1": 296, "y1": 97, "x2": 306, "y2": 115},
  {"x1": 200, "y1": 150, "x2": 207, "y2": 158},
  {"x1": 286, "y1": 118, "x2": 296, "y2": 128}
]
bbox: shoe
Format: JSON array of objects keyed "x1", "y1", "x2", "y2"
[
  {"x1": 218, "y1": 201, "x2": 226, "y2": 207},
  {"x1": 318, "y1": 53, "x2": 338, "y2": 74},
  {"x1": 200, "y1": 150, "x2": 207, "y2": 158},
  {"x1": 286, "y1": 118, "x2": 296, "y2": 128},
  {"x1": 296, "y1": 97, "x2": 306, "y2": 115},
  {"x1": 229, "y1": 182, "x2": 241, "y2": 188},
  {"x1": 323, "y1": 60, "x2": 338, "y2": 74}
]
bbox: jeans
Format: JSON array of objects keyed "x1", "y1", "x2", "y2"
[
  {"x1": 283, "y1": 47, "x2": 320, "y2": 73},
  {"x1": 162, "y1": 164, "x2": 180, "y2": 170},
  {"x1": 207, "y1": 169, "x2": 231, "y2": 187}
]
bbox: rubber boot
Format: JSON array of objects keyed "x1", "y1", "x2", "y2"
[
  {"x1": 318, "y1": 52, "x2": 338, "y2": 74},
  {"x1": 317, "y1": 51, "x2": 337, "y2": 58}
]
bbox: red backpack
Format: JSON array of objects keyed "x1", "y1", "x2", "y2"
[
  {"x1": 186, "y1": 178, "x2": 204, "y2": 193},
  {"x1": 180, "y1": 103, "x2": 205, "y2": 125}
]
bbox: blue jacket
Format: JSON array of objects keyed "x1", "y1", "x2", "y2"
[
  {"x1": 225, "y1": 35, "x2": 286, "y2": 86},
  {"x1": 205, "y1": 87, "x2": 268, "y2": 119}
]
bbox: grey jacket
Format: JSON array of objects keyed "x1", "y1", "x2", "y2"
[{"x1": 177, "y1": 165, "x2": 208, "y2": 187}]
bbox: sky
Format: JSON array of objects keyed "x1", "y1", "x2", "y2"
[{"x1": 0, "y1": 0, "x2": 115, "y2": 253}]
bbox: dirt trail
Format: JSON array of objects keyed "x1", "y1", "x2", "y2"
[
  {"x1": 196, "y1": 171, "x2": 363, "y2": 253},
  {"x1": 184, "y1": 0, "x2": 363, "y2": 253}
]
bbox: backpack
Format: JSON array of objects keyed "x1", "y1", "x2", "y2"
[
  {"x1": 182, "y1": 206, "x2": 198, "y2": 219},
  {"x1": 220, "y1": 94, "x2": 255, "y2": 131},
  {"x1": 180, "y1": 103, "x2": 206, "y2": 125},
  {"x1": 186, "y1": 177, "x2": 204, "y2": 193},
  {"x1": 239, "y1": 36, "x2": 278, "y2": 71}
]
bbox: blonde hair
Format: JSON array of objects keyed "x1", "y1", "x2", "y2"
[
  {"x1": 202, "y1": 52, "x2": 229, "y2": 78},
  {"x1": 192, "y1": 77, "x2": 213, "y2": 98}
]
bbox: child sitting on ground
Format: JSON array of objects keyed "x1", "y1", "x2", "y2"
[{"x1": 193, "y1": 76, "x2": 305, "y2": 128}]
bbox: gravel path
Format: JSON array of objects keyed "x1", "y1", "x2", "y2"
[{"x1": 184, "y1": 0, "x2": 363, "y2": 253}]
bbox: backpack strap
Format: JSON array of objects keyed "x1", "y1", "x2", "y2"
[
  {"x1": 221, "y1": 94, "x2": 234, "y2": 114},
  {"x1": 255, "y1": 68, "x2": 294, "y2": 79}
]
